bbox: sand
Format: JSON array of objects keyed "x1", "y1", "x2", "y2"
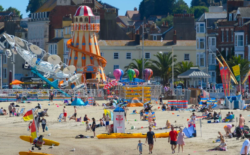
[{"x1": 0, "y1": 100, "x2": 247, "y2": 155}]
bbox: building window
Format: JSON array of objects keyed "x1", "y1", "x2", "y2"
[
  {"x1": 184, "y1": 54, "x2": 189, "y2": 60},
  {"x1": 153, "y1": 36, "x2": 157, "y2": 40},
  {"x1": 55, "y1": 30, "x2": 58, "y2": 37},
  {"x1": 209, "y1": 53, "x2": 216, "y2": 65},
  {"x1": 3, "y1": 54, "x2": 6, "y2": 64},
  {"x1": 209, "y1": 71, "x2": 216, "y2": 83},
  {"x1": 68, "y1": 27, "x2": 71, "y2": 34},
  {"x1": 49, "y1": 44, "x2": 53, "y2": 54},
  {"x1": 226, "y1": 30, "x2": 228, "y2": 42},
  {"x1": 114, "y1": 65, "x2": 119, "y2": 70},
  {"x1": 235, "y1": 35, "x2": 244, "y2": 47},
  {"x1": 197, "y1": 38, "x2": 205, "y2": 49},
  {"x1": 126, "y1": 53, "x2": 131, "y2": 59},
  {"x1": 3, "y1": 68, "x2": 7, "y2": 79},
  {"x1": 197, "y1": 53, "x2": 205, "y2": 67},
  {"x1": 231, "y1": 30, "x2": 234, "y2": 42},
  {"x1": 145, "y1": 53, "x2": 150, "y2": 59},
  {"x1": 208, "y1": 37, "x2": 216, "y2": 47},
  {"x1": 54, "y1": 44, "x2": 57, "y2": 54},
  {"x1": 222, "y1": 31, "x2": 224, "y2": 42},
  {"x1": 114, "y1": 53, "x2": 119, "y2": 59},
  {"x1": 229, "y1": 13, "x2": 232, "y2": 21},
  {"x1": 101, "y1": 52, "x2": 104, "y2": 57},
  {"x1": 196, "y1": 23, "x2": 205, "y2": 33}
]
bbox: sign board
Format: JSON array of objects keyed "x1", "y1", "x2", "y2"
[{"x1": 113, "y1": 112, "x2": 125, "y2": 133}]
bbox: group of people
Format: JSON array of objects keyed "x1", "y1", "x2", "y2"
[
  {"x1": 141, "y1": 126, "x2": 186, "y2": 154},
  {"x1": 0, "y1": 107, "x2": 8, "y2": 115}
]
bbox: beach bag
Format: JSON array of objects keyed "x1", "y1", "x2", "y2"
[{"x1": 45, "y1": 126, "x2": 48, "y2": 131}]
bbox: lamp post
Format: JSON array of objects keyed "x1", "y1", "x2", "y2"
[{"x1": 142, "y1": 17, "x2": 145, "y2": 80}]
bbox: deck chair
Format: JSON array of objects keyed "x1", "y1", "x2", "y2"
[
  {"x1": 58, "y1": 113, "x2": 64, "y2": 122},
  {"x1": 17, "y1": 108, "x2": 25, "y2": 116}
]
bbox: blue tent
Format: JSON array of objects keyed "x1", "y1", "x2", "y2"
[
  {"x1": 113, "y1": 107, "x2": 124, "y2": 112},
  {"x1": 71, "y1": 97, "x2": 87, "y2": 106},
  {"x1": 119, "y1": 78, "x2": 145, "y2": 83}
]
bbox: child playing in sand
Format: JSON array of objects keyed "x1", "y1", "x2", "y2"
[{"x1": 137, "y1": 140, "x2": 146, "y2": 154}]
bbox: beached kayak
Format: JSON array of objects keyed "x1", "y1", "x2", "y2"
[
  {"x1": 20, "y1": 136, "x2": 60, "y2": 146},
  {"x1": 96, "y1": 132, "x2": 176, "y2": 139},
  {"x1": 19, "y1": 152, "x2": 52, "y2": 155}
]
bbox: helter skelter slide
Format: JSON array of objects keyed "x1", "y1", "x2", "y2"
[{"x1": 66, "y1": 5, "x2": 107, "y2": 84}]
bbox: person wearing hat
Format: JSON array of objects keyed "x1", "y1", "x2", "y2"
[
  {"x1": 32, "y1": 135, "x2": 45, "y2": 150},
  {"x1": 41, "y1": 117, "x2": 47, "y2": 132}
]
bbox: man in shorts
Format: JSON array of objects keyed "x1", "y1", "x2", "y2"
[
  {"x1": 8, "y1": 103, "x2": 13, "y2": 117},
  {"x1": 69, "y1": 106, "x2": 77, "y2": 120},
  {"x1": 168, "y1": 125, "x2": 178, "y2": 154},
  {"x1": 146, "y1": 126, "x2": 156, "y2": 154}
]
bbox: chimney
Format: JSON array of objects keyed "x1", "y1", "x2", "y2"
[
  {"x1": 173, "y1": 30, "x2": 177, "y2": 44},
  {"x1": 134, "y1": 7, "x2": 138, "y2": 11}
]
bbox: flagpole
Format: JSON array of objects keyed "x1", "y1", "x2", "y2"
[{"x1": 32, "y1": 108, "x2": 38, "y2": 138}]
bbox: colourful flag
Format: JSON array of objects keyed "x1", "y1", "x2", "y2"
[
  {"x1": 23, "y1": 110, "x2": 34, "y2": 121},
  {"x1": 232, "y1": 65, "x2": 240, "y2": 81},
  {"x1": 30, "y1": 119, "x2": 37, "y2": 139},
  {"x1": 219, "y1": 64, "x2": 226, "y2": 96}
]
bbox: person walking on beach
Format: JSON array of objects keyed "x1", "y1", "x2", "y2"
[
  {"x1": 41, "y1": 117, "x2": 46, "y2": 132},
  {"x1": 240, "y1": 137, "x2": 250, "y2": 155},
  {"x1": 169, "y1": 125, "x2": 178, "y2": 154},
  {"x1": 8, "y1": 103, "x2": 13, "y2": 117},
  {"x1": 239, "y1": 114, "x2": 245, "y2": 128},
  {"x1": 63, "y1": 106, "x2": 67, "y2": 122},
  {"x1": 92, "y1": 118, "x2": 96, "y2": 137},
  {"x1": 146, "y1": 126, "x2": 156, "y2": 154},
  {"x1": 49, "y1": 91, "x2": 54, "y2": 103},
  {"x1": 137, "y1": 140, "x2": 146, "y2": 154},
  {"x1": 177, "y1": 128, "x2": 185, "y2": 153},
  {"x1": 69, "y1": 106, "x2": 77, "y2": 120},
  {"x1": 105, "y1": 114, "x2": 110, "y2": 133}
]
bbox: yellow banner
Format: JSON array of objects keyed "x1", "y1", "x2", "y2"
[{"x1": 232, "y1": 65, "x2": 240, "y2": 76}]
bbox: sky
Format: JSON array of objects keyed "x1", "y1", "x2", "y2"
[{"x1": 1, "y1": 0, "x2": 192, "y2": 18}]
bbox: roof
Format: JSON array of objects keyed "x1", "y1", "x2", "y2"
[
  {"x1": 230, "y1": 10, "x2": 237, "y2": 14},
  {"x1": 75, "y1": 6, "x2": 94, "y2": 16},
  {"x1": 35, "y1": 0, "x2": 57, "y2": 13},
  {"x1": 117, "y1": 16, "x2": 134, "y2": 26},
  {"x1": 0, "y1": 11, "x2": 12, "y2": 16},
  {"x1": 205, "y1": 12, "x2": 227, "y2": 19},
  {"x1": 126, "y1": 10, "x2": 140, "y2": 21},
  {"x1": 209, "y1": 6, "x2": 224, "y2": 13},
  {"x1": 178, "y1": 67, "x2": 211, "y2": 78},
  {"x1": 98, "y1": 40, "x2": 196, "y2": 47},
  {"x1": 197, "y1": 13, "x2": 205, "y2": 22},
  {"x1": 48, "y1": 38, "x2": 62, "y2": 43},
  {"x1": 134, "y1": 21, "x2": 143, "y2": 30},
  {"x1": 103, "y1": 3, "x2": 119, "y2": 9},
  {"x1": 237, "y1": 7, "x2": 250, "y2": 18}
]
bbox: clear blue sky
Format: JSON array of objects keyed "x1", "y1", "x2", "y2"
[{"x1": 1, "y1": 0, "x2": 192, "y2": 18}]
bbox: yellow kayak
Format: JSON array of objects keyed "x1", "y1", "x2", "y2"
[
  {"x1": 20, "y1": 136, "x2": 60, "y2": 146},
  {"x1": 96, "y1": 132, "x2": 173, "y2": 139},
  {"x1": 19, "y1": 152, "x2": 52, "y2": 155},
  {"x1": 96, "y1": 133, "x2": 118, "y2": 139}
]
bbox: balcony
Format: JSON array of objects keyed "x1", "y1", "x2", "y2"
[{"x1": 234, "y1": 46, "x2": 244, "y2": 52}]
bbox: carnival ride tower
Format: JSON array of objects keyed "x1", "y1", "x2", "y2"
[{"x1": 67, "y1": 6, "x2": 106, "y2": 83}]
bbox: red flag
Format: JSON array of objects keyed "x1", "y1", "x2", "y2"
[{"x1": 30, "y1": 120, "x2": 37, "y2": 139}]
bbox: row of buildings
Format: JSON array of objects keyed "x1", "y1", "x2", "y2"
[{"x1": 0, "y1": 0, "x2": 249, "y2": 88}]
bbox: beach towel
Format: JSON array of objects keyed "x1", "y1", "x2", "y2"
[{"x1": 145, "y1": 112, "x2": 155, "y2": 121}]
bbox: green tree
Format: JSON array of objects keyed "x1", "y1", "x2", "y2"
[
  {"x1": 173, "y1": 0, "x2": 189, "y2": 14},
  {"x1": 175, "y1": 61, "x2": 195, "y2": 77},
  {"x1": 5, "y1": 7, "x2": 20, "y2": 16},
  {"x1": 124, "y1": 59, "x2": 152, "y2": 78},
  {"x1": 156, "y1": 15, "x2": 173, "y2": 27},
  {"x1": 0, "y1": 5, "x2": 4, "y2": 12},
  {"x1": 191, "y1": 0, "x2": 209, "y2": 7},
  {"x1": 139, "y1": 0, "x2": 155, "y2": 20},
  {"x1": 189, "y1": 6, "x2": 208, "y2": 19},
  {"x1": 228, "y1": 56, "x2": 250, "y2": 79},
  {"x1": 26, "y1": 0, "x2": 46, "y2": 14},
  {"x1": 150, "y1": 52, "x2": 176, "y2": 85}
]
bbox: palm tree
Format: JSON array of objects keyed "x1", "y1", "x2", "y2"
[
  {"x1": 150, "y1": 52, "x2": 176, "y2": 85},
  {"x1": 227, "y1": 56, "x2": 250, "y2": 79},
  {"x1": 175, "y1": 61, "x2": 195, "y2": 77},
  {"x1": 124, "y1": 58, "x2": 151, "y2": 78},
  {"x1": 175, "y1": 61, "x2": 195, "y2": 87}
]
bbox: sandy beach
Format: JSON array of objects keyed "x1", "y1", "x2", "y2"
[{"x1": 0, "y1": 100, "x2": 247, "y2": 155}]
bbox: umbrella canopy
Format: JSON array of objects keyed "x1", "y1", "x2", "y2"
[{"x1": 10, "y1": 80, "x2": 24, "y2": 85}]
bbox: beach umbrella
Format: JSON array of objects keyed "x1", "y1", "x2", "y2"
[
  {"x1": 134, "y1": 69, "x2": 139, "y2": 78},
  {"x1": 143, "y1": 69, "x2": 153, "y2": 81},
  {"x1": 10, "y1": 80, "x2": 24, "y2": 85},
  {"x1": 127, "y1": 69, "x2": 135, "y2": 82},
  {"x1": 113, "y1": 69, "x2": 122, "y2": 81}
]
